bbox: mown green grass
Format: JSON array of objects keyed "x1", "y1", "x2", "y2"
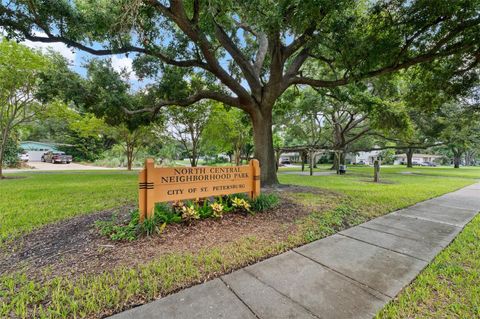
[
  {"x1": 0, "y1": 166, "x2": 479, "y2": 318},
  {"x1": 0, "y1": 171, "x2": 137, "y2": 241},
  {"x1": 377, "y1": 214, "x2": 480, "y2": 319},
  {"x1": 279, "y1": 166, "x2": 477, "y2": 217},
  {"x1": 280, "y1": 164, "x2": 480, "y2": 179}
]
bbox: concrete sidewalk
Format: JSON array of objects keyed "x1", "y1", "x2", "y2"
[{"x1": 111, "y1": 183, "x2": 480, "y2": 319}]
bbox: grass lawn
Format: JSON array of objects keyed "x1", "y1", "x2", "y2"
[
  {"x1": 0, "y1": 166, "x2": 479, "y2": 318},
  {"x1": 0, "y1": 171, "x2": 137, "y2": 241},
  {"x1": 377, "y1": 213, "x2": 480, "y2": 318},
  {"x1": 279, "y1": 165, "x2": 479, "y2": 218},
  {"x1": 280, "y1": 164, "x2": 480, "y2": 179}
]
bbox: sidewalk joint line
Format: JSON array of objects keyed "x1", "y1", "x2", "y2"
[
  {"x1": 292, "y1": 250, "x2": 392, "y2": 300},
  {"x1": 419, "y1": 203, "x2": 477, "y2": 212},
  {"x1": 240, "y1": 269, "x2": 323, "y2": 319},
  {"x1": 337, "y1": 233, "x2": 430, "y2": 262},
  {"x1": 427, "y1": 201, "x2": 479, "y2": 211},
  {"x1": 395, "y1": 212, "x2": 464, "y2": 228},
  {"x1": 394, "y1": 210, "x2": 464, "y2": 228},
  {"x1": 358, "y1": 224, "x2": 423, "y2": 242},
  {"x1": 219, "y1": 277, "x2": 261, "y2": 319}
]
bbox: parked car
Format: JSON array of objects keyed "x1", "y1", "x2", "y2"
[
  {"x1": 421, "y1": 161, "x2": 437, "y2": 167},
  {"x1": 18, "y1": 152, "x2": 29, "y2": 162},
  {"x1": 280, "y1": 158, "x2": 291, "y2": 165},
  {"x1": 41, "y1": 151, "x2": 72, "y2": 164},
  {"x1": 412, "y1": 161, "x2": 421, "y2": 166}
]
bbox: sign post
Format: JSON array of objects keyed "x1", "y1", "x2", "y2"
[{"x1": 138, "y1": 159, "x2": 261, "y2": 221}]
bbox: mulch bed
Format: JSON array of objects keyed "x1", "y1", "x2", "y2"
[{"x1": 0, "y1": 185, "x2": 340, "y2": 282}]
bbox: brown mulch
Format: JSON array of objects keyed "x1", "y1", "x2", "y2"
[{"x1": 0, "y1": 185, "x2": 340, "y2": 282}]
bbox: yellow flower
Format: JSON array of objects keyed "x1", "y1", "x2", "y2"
[
  {"x1": 181, "y1": 205, "x2": 199, "y2": 221},
  {"x1": 231, "y1": 197, "x2": 251, "y2": 212},
  {"x1": 210, "y1": 202, "x2": 224, "y2": 218}
]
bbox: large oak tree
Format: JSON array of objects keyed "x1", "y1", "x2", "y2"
[{"x1": 2, "y1": 0, "x2": 479, "y2": 184}]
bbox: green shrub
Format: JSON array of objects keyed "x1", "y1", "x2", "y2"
[
  {"x1": 250, "y1": 194, "x2": 279, "y2": 212},
  {"x1": 95, "y1": 210, "x2": 139, "y2": 241},
  {"x1": 198, "y1": 200, "x2": 213, "y2": 219},
  {"x1": 210, "y1": 202, "x2": 225, "y2": 218},
  {"x1": 1, "y1": 136, "x2": 21, "y2": 168},
  {"x1": 215, "y1": 196, "x2": 234, "y2": 213},
  {"x1": 227, "y1": 193, "x2": 250, "y2": 202},
  {"x1": 140, "y1": 217, "x2": 166, "y2": 236},
  {"x1": 97, "y1": 194, "x2": 281, "y2": 241},
  {"x1": 180, "y1": 204, "x2": 200, "y2": 223},
  {"x1": 230, "y1": 197, "x2": 252, "y2": 213},
  {"x1": 154, "y1": 203, "x2": 182, "y2": 224}
]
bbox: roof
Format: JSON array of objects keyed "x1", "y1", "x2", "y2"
[
  {"x1": 20, "y1": 141, "x2": 56, "y2": 147},
  {"x1": 20, "y1": 141, "x2": 59, "y2": 151}
]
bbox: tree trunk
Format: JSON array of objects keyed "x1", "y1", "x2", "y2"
[
  {"x1": 453, "y1": 154, "x2": 461, "y2": 168},
  {"x1": 127, "y1": 153, "x2": 133, "y2": 171},
  {"x1": 406, "y1": 148, "x2": 413, "y2": 168},
  {"x1": 301, "y1": 151, "x2": 306, "y2": 172},
  {"x1": 331, "y1": 153, "x2": 339, "y2": 171},
  {"x1": 334, "y1": 151, "x2": 345, "y2": 174},
  {"x1": 190, "y1": 149, "x2": 198, "y2": 167},
  {"x1": 125, "y1": 144, "x2": 133, "y2": 171},
  {"x1": 0, "y1": 129, "x2": 9, "y2": 179},
  {"x1": 373, "y1": 160, "x2": 380, "y2": 183},
  {"x1": 251, "y1": 110, "x2": 278, "y2": 186},
  {"x1": 234, "y1": 150, "x2": 241, "y2": 166},
  {"x1": 275, "y1": 149, "x2": 282, "y2": 172},
  {"x1": 0, "y1": 145, "x2": 4, "y2": 179},
  {"x1": 331, "y1": 151, "x2": 345, "y2": 171},
  {"x1": 309, "y1": 149, "x2": 314, "y2": 176},
  {"x1": 300, "y1": 151, "x2": 307, "y2": 172}
]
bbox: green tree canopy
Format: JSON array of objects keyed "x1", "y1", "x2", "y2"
[
  {"x1": 0, "y1": 38, "x2": 50, "y2": 177},
  {"x1": 2, "y1": 0, "x2": 479, "y2": 183}
]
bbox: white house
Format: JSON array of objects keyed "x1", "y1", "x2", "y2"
[
  {"x1": 347, "y1": 150, "x2": 382, "y2": 165},
  {"x1": 279, "y1": 152, "x2": 301, "y2": 163},
  {"x1": 393, "y1": 153, "x2": 443, "y2": 165}
]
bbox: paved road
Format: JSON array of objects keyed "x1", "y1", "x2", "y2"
[
  {"x1": 110, "y1": 183, "x2": 480, "y2": 319},
  {"x1": 4, "y1": 162, "x2": 130, "y2": 173}
]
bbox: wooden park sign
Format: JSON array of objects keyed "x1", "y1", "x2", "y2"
[{"x1": 138, "y1": 159, "x2": 261, "y2": 221}]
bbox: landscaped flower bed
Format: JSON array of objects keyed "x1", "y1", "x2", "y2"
[{"x1": 96, "y1": 193, "x2": 280, "y2": 241}]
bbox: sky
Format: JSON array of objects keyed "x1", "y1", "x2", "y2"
[{"x1": 18, "y1": 31, "x2": 142, "y2": 89}]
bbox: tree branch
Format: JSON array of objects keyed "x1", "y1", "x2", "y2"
[
  {"x1": 213, "y1": 20, "x2": 261, "y2": 95},
  {"x1": 124, "y1": 90, "x2": 242, "y2": 115},
  {"x1": 283, "y1": 25, "x2": 316, "y2": 58}
]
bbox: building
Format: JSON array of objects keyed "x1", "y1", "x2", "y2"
[
  {"x1": 347, "y1": 150, "x2": 382, "y2": 165},
  {"x1": 280, "y1": 151, "x2": 330, "y2": 164},
  {"x1": 279, "y1": 152, "x2": 301, "y2": 163},
  {"x1": 20, "y1": 141, "x2": 60, "y2": 162},
  {"x1": 393, "y1": 153, "x2": 443, "y2": 165}
]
